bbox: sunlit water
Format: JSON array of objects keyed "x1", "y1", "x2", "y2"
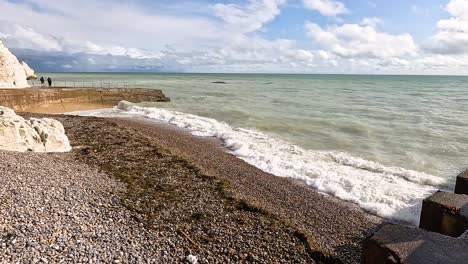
[{"x1": 47, "y1": 73, "x2": 468, "y2": 224}]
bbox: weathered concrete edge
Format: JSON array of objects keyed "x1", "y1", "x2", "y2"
[
  {"x1": 455, "y1": 169, "x2": 468, "y2": 195},
  {"x1": 0, "y1": 88, "x2": 170, "y2": 114},
  {"x1": 362, "y1": 223, "x2": 468, "y2": 264},
  {"x1": 419, "y1": 191, "x2": 468, "y2": 237}
]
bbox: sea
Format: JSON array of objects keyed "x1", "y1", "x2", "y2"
[{"x1": 41, "y1": 73, "x2": 468, "y2": 225}]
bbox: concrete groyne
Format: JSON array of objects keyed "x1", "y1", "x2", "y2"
[
  {"x1": 0, "y1": 88, "x2": 170, "y2": 113},
  {"x1": 362, "y1": 169, "x2": 468, "y2": 264}
]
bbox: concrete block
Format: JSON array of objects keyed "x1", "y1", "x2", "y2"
[
  {"x1": 455, "y1": 169, "x2": 468, "y2": 195},
  {"x1": 419, "y1": 191, "x2": 468, "y2": 237},
  {"x1": 362, "y1": 224, "x2": 468, "y2": 264}
]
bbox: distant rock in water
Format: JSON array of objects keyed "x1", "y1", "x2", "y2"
[
  {"x1": 212, "y1": 81, "x2": 228, "y2": 84},
  {"x1": 0, "y1": 106, "x2": 71, "y2": 152},
  {"x1": 0, "y1": 40, "x2": 36, "y2": 88}
]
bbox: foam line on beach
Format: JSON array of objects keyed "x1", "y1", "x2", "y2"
[{"x1": 69, "y1": 101, "x2": 446, "y2": 225}]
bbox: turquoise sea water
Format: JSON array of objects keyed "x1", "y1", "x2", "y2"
[{"x1": 43, "y1": 73, "x2": 468, "y2": 224}]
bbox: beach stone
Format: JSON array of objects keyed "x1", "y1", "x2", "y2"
[
  {"x1": 362, "y1": 223, "x2": 468, "y2": 264},
  {"x1": 0, "y1": 106, "x2": 71, "y2": 152},
  {"x1": 455, "y1": 169, "x2": 468, "y2": 195},
  {"x1": 419, "y1": 191, "x2": 468, "y2": 237},
  {"x1": 0, "y1": 40, "x2": 36, "y2": 88}
]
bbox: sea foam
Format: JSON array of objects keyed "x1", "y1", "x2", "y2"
[{"x1": 71, "y1": 101, "x2": 445, "y2": 225}]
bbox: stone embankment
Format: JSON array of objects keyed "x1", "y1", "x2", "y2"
[{"x1": 0, "y1": 88, "x2": 170, "y2": 113}]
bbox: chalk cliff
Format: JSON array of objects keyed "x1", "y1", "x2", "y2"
[
  {"x1": 0, "y1": 106, "x2": 72, "y2": 152},
  {"x1": 0, "y1": 40, "x2": 36, "y2": 88}
]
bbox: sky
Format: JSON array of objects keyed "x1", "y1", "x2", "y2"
[{"x1": 1, "y1": 0, "x2": 468, "y2": 74}]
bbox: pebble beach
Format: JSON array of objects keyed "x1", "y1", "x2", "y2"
[{"x1": 0, "y1": 114, "x2": 382, "y2": 263}]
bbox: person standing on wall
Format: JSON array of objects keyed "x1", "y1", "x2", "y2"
[
  {"x1": 40, "y1": 76, "x2": 45, "y2": 87},
  {"x1": 47, "y1": 77, "x2": 52, "y2": 87}
]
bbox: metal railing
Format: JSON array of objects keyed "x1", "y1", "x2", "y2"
[{"x1": 28, "y1": 80, "x2": 139, "y2": 89}]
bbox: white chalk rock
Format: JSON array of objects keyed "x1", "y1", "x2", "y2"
[
  {"x1": 0, "y1": 106, "x2": 72, "y2": 152},
  {"x1": 21, "y1": 61, "x2": 36, "y2": 80},
  {"x1": 0, "y1": 106, "x2": 16, "y2": 117},
  {"x1": 0, "y1": 40, "x2": 35, "y2": 88},
  {"x1": 29, "y1": 118, "x2": 71, "y2": 152}
]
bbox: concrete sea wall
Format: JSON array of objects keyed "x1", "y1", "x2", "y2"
[{"x1": 0, "y1": 88, "x2": 170, "y2": 113}]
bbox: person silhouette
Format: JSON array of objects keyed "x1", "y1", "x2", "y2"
[
  {"x1": 40, "y1": 76, "x2": 45, "y2": 87},
  {"x1": 47, "y1": 77, "x2": 52, "y2": 87}
]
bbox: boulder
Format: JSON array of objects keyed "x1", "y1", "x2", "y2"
[
  {"x1": 0, "y1": 40, "x2": 36, "y2": 88},
  {"x1": 0, "y1": 106, "x2": 71, "y2": 152},
  {"x1": 29, "y1": 117, "x2": 71, "y2": 152}
]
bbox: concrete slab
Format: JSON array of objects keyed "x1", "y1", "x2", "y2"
[
  {"x1": 455, "y1": 169, "x2": 468, "y2": 195},
  {"x1": 419, "y1": 191, "x2": 468, "y2": 237},
  {"x1": 362, "y1": 224, "x2": 468, "y2": 264}
]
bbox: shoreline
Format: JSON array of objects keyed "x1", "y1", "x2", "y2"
[
  {"x1": 109, "y1": 117, "x2": 383, "y2": 258},
  {"x1": 1, "y1": 112, "x2": 382, "y2": 263}
]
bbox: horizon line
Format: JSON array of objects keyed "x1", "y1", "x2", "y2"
[{"x1": 34, "y1": 71, "x2": 468, "y2": 77}]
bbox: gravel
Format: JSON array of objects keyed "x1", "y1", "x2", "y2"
[
  {"x1": 109, "y1": 117, "x2": 384, "y2": 264},
  {"x1": 1, "y1": 114, "x2": 324, "y2": 263},
  {"x1": 0, "y1": 151, "x2": 167, "y2": 263}
]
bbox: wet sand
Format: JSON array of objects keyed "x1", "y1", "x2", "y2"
[{"x1": 3, "y1": 113, "x2": 382, "y2": 263}]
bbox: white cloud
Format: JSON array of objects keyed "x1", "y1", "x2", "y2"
[
  {"x1": 0, "y1": 0, "x2": 223, "y2": 51},
  {"x1": 212, "y1": 0, "x2": 285, "y2": 33},
  {"x1": 446, "y1": 0, "x2": 468, "y2": 19},
  {"x1": 303, "y1": 0, "x2": 348, "y2": 16},
  {"x1": 428, "y1": 0, "x2": 468, "y2": 54},
  {"x1": 0, "y1": 0, "x2": 320, "y2": 73},
  {"x1": 0, "y1": 24, "x2": 63, "y2": 51},
  {"x1": 360, "y1": 17, "x2": 383, "y2": 27},
  {"x1": 1, "y1": 0, "x2": 468, "y2": 74},
  {"x1": 415, "y1": 54, "x2": 468, "y2": 68},
  {"x1": 305, "y1": 22, "x2": 417, "y2": 59}
]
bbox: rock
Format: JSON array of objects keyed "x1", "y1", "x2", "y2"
[
  {"x1": 419, "y1": 191, "x2": 468, "y2": 237},
  {"x1": 455, "y1": 169, "x2": 468, "y2": 195},
  {"x1": 0, "y1": 40, "x2": 36, "y2": 88},
  {"x1": 0, "y1": 111, "x2": 44, "y2": 152},
  {"x1": 29, "y1": 118, "x2": 71, "y2": 152},
  {"x1": 0, "y1": 106, "x2": 72, "y2": 152},
  {"x1": 0, "y1": 106, "x2": 16, "y2": 116},
  {"x1": 187, "y1": 255, "x2": 198, "y2": 264},
  {"x1": 22, "y1": 61, "x2": 37, "y2": 80},
  {"x1": 362, "y1": 223, "x2": 468, "y2": 264}
]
